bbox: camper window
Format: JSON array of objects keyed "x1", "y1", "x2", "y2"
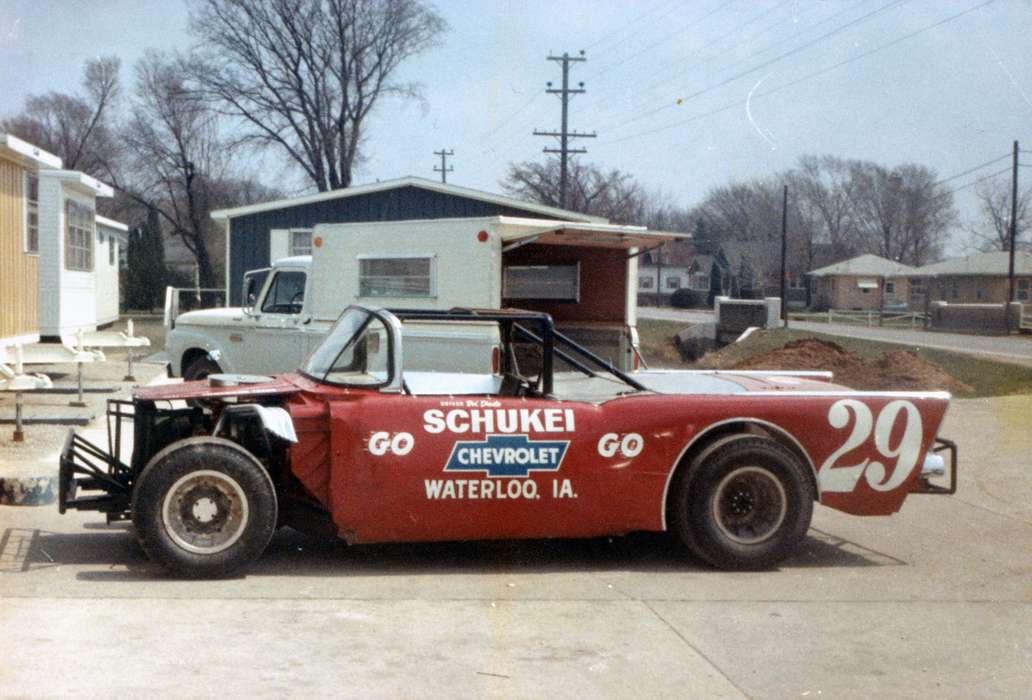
[
  {"x1": 290, "y1": 230, "x2": 313, "y2": 256},
  {"x1": 358, "y1": 256, "x2": 434, "y2": 298}
]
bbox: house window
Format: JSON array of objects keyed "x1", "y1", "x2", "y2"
[
  {"x1": 666, "y1": 276, "x2": 680, "y2": 290},
  {"x1": 885, "y1": 281, "x2": 896, "y2": 295},
  {"x1": 691, "y1": 274, "x2": 709, "y2": 291},
  {"x1": 503, "y1": 264, "x2": 579, "y2": 301},
  {"x1": 25, "y1": 173, "x2": 39, "y2": 253},
  {"x1": 639, "y1": 276, "x2": 654, "y2": 290},
  {"x1": 949, "y1": 279, "x2": 959, "y2": 299},
  {"x1": 109, "y1": 236, "x2": 116, "y2": 266},
  {"x1": 359, "y1": 255, "x2": 434, "y2": 298},
  {"x1": 290, "y1": 230, "x2": 313, "y2": 256},
  {"x1": 1017, "y1": 279, "x2": 1030, "y2": 301},
  {"x1": 65, "y1": 200, "x2": 94, "y2": 271},
  {"x1": 975, "y1": 278, "x2": 984, "y2": 301}
]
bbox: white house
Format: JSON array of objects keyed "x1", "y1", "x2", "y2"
[
  {"x1": 637, "y1": 263, "x2": 693, "y2": 295},
  {"x1": 36, "y1": 169, "x2": 118, "y2": 338}
]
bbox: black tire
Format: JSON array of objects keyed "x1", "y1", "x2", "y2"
[
  {"x1": 672, "y1": 435, "x2": 814, "y2": 570},
  {"x1": 183, "y1": 355, "x2": 220, "y2": 382},
  {"x1": 132, "y1": 437, "x2": 277, "y2": 578}
]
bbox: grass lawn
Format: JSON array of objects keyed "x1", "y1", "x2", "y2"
[{"x1": 637, "y1": 319, "x2": 1032, "y2": 398}]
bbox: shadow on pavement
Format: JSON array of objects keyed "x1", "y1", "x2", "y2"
[{"x1": 1, "y1": 523, "x2": 906, "y2": 581}]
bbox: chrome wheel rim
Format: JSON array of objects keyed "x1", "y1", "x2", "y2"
[
  {"x1": 162, "y1": 470, "x2": 249, "y2": 554},
  {"x1": 711, "y1": 466, "x2": 787, "y2": 545}
]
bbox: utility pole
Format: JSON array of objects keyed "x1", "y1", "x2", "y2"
[
  {"x1": 534, "y1": 51, "x2": 596, "y2": 210},
  {"x1": 780, "y1": 184, "x2": 789, "y2": 327},
  {"x1": 433, "y1": 148, "x2": 454, "y2": 183},
  {"x1": 1008, "y1": 139, "x2": 1019, "y2": 301}
]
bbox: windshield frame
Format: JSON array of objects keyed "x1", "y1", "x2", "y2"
[{"x1": 299, "y1": 306, "x2": 402, "y2": 391}]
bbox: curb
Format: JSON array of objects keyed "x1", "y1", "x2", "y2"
[{"x1": 0, "y1": 475, "x2": 58, "y2": 506}]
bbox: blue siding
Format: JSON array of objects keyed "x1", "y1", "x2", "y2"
[{"x1": 228, "y1": 185, "x2": 565, "y2": 303}]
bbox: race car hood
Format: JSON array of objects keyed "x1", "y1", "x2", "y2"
[{"x1": 133, "y1": 374, "x2": 304, "y2": 402}]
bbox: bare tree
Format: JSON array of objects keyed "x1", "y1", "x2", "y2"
[
  {"x1": 967, "y1": 177, "x2": 1031, "y2": 251},
  {"x1": 789, "y1": 155, "x2": 859, "y2": 268},
  {"x1": 187, "y1": 0, "x2": 446, "y2": 192},
  {"x1": 846, "y1": 161, "x2": 955, "y2": 266},
  {"x1": 2, "y1": 56, "x2": 122, "y2": 178},
  {"x1": 112, "y1": 51, "x2": 237, "y2": 287},
  {"x1": 501, "y1": 158, "x2": 649, "y2": 223}
]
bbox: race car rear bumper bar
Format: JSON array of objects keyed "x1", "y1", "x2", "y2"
[{"x1": 915, "y1": 437, "x2": 957, "y2": 495}]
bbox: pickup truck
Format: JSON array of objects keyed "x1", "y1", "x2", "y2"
[{"x1": 165, "y1": 256, "x2": 499, "y2": 380}]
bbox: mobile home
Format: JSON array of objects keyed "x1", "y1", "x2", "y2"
[
  {"x1": 36, "y1": 169, "x2": 116, "y2": 338},
  {"x1": 0, "y1": 134, "x2": 61, "y2": 346}
]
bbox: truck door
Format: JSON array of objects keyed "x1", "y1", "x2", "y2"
[{"x1": 252, "y1": 268, "x2": 310, "y2": 373}]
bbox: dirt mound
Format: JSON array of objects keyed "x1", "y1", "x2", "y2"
[{"x1": 729, "y1": 338, "x2": 973, "y2": 394}]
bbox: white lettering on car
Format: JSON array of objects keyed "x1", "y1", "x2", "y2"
[
  {"x1": 368, "y1": 431, "x2": 415, "y2": 457},
  {"x1": 422, "y1": 408, "x2": 575, "y2": 434},
  {"x1": 819, "y1": 399, "x2": 923, "y2": 493},
  {"x1": 597, "y1": 432, "x2": 644, "y2": 458}
]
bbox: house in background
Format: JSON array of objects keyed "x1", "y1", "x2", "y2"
[
  {"x1": 211, "y1": 176, "x2": 606, "y2": 304},
  {"x1": 0, "y1": 134, "x2": 61, "y2": 347},
  {"x1": 916, "y1": 250, "x2": 1032, "y2": 304},
  {"x1": 36, "y1": 168, "x2": 119, "y2": 339},
  {"x1": 636, "y1": 248, "x2": 693, "y2": 304},
  {"x1": 807, "y1": 254, "x2": 917, "y2": 311}
]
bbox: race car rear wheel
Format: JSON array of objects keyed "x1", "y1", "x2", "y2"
[
  {"x1": 132, "y1": 437, "x2": 277, "y2": 578},
  {"x1": 673, "y1": 435, "x2": 813, "y2": 570}
]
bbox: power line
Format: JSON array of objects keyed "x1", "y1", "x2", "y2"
[
  {"x1": 589, "y1": 0, "x2": 737, "y2": 81},
  {"x1": 600, "y1": 0, "x2": 910, "y2": 133},
  {"x1": 585, "y1": 0, "x2": 682, "y2": 51},
  {"x1": 635, "y1": 0, "x2": 799, "y2": 97},
  {"x1": 943, "y1": 166, "x2": 1011, "y2": 197},
  {"x1": 935, "y1": 153, "x2": 1011, "y2": 186},
  {"x1": 600, "y1": 0, "x2": 992, "y2": 146}
]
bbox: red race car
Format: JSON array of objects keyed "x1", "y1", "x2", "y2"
[{"x1": 60, "y1": 306, "x2": 957, "y2": 577}]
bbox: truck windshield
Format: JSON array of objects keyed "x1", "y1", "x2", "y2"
[{"x1": 301, "y1": 308, "x2": 391, "y2": 387}]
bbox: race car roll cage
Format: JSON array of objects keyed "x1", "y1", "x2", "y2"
[
  {"x1": 387, "y1": 306, "x2": 648, "y2": 396},
  {"x1": 58, "y1": 306, "x2": 647, "y2": 519}
]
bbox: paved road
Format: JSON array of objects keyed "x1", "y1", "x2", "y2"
[
  {"x1": 1, "y1": 397, "x2": 1030, "y2": 698},
  {"x1": 639, "y1": 307, "x2": 1032, "y2": 366}
]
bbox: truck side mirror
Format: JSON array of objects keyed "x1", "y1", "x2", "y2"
[{"x1": 242, "y1": 274, "x2": 259, "y2": 315}]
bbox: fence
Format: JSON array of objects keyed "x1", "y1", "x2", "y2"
[
  {"x1": 163, "y1": 287, "x2": 227, "y2": 328},
  {"x1": 788, "y1": 309, "x2": 928, "y2": 328}
]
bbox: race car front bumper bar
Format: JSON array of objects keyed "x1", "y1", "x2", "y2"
[
  {"x1": 915, "y1": 437, "x2": 957, "y2": 495},
  {"x1": 58, "y1": 399, "x2": 135, "y2": 519}
]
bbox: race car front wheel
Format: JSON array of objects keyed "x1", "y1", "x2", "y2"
[
  {"x1": 673, "y1": 435, "x2": 814, "y2": 570},
  {"x1": 132, "y1": 437, "x2": 277, "y2": 578}
]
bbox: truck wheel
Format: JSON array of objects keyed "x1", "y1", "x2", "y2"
[
  {"x1": 132, "y1": 437, "x2": 277, "y2": 578},
  {"x1": 673, "y1": 435, "x2": 813, "y2": 570},
  {"x1": 183, "y1": 355, "x2": 220, "y2": 382}
]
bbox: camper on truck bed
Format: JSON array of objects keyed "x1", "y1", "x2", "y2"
[{"x1": 164, "y1": 216, "x2": 680, "y2": 380}]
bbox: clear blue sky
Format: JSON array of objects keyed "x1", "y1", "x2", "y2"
[{"x1": 3, "y1": 0, "x2": 1031, "y2": 253}]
